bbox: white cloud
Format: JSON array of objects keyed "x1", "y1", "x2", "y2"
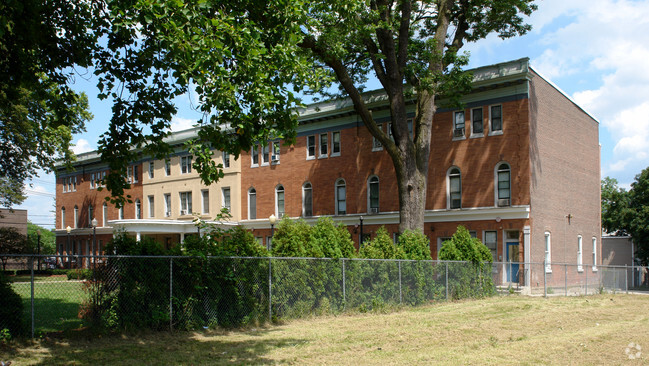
[
  {"x1": 72, "y1": 138, "x2": 93, "y2": 154},
  {"x1": 169, "y1": 117, "x2": 197, "y2": 132}
]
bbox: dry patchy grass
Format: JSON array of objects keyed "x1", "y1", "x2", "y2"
[{"x1": 2, "y1": 295, "x2": 648, "y2": 365}]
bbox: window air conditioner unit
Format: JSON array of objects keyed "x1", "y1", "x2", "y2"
[
  {"x1": 165, "y1": 211, "x2": 171, "y2": 217},
  {"x1": 180, "y1": 210, "x2": 187, "y2": 215},
  {"x1": 271, "y1": 156, "x2": 279, "y2": 163},
  {"x1": 498, "y1": 199, "x2": 511, "y2": 207},
  {"x1": 453, "y1": 128, "x2": 465, "y2": 137},
  {"x1": 370, "y1": 207, "x2": 379, "y2": 214}
]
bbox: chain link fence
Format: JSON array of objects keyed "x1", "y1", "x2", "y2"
[{"x1": 2, "y1": 255, "x2": 647, "y2": 338}]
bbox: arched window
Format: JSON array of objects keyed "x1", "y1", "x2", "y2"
[
  {"x1": 447, "y1": 167, "x2": 461, "y2": 209},
  {"x1": 275, "y1": 185, "x2": 285, "y2": 218},
  {"x1": 368, "y1": 176, "x2": 379, "y2": 214},
  {"x1": 135, "y1": 199, "x2": 142, "y2": 219},
  {"x1": 303, "y1": 182, "x2": 313, "y2": 217},
  {"x1": 335, "y1": 179, "x2": 346, "y2": 215},
  {"x1": 61, "y1": 207, "x2": 66, "y2": 229},
  {"x1": 102, "y1": 203, "x2": 108, "y2": 227},
  {"x1": 73, "y1": 205, "x2": 79, "y2": 228},
  {"x1": 496, "y1": 162, "x2": 511, "y2": 207},
  {"x1": 248, "y1": 188, "x2": 257, "y2": 219}
]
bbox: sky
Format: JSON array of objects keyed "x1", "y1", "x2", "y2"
[{"x1": 17, "y1": 0, "x2": 649, "y2": 228}]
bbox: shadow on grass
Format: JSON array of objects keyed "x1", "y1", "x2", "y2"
[{"x1": 2, "y1": 327, "x2": 307, "y2": 365}]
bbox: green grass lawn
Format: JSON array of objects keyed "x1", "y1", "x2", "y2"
[
  {"x1": 11, "y1": 280, "x2": 88, "y2": 334},
  {"x1": 2, "y1": 294, "x2": 648, "y2": 365}
]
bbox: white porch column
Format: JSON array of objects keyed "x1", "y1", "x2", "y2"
[
  {"x1": 136, "y1": 231, "x2": 141, "y2": 241},
  {"x1": 180, "y1": 232, "x2": 185, "y2": 243},
  {"x1": 524, "y1": 226, "x2": 531, "y2": 287}
]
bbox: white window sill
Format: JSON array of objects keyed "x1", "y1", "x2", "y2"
[
  {"x1": 470, "y1": 133, "x2": 484, "y2": 139},
  {"x1": 451, "y1": 136, "x2": 466, "y2": 141},
  {"x1": 318, "y1": 155, "x2": 328, "y2": 159},
  {"x1": 488, "y1": 131, "x2": 503, "y2": 136},
  {"x1": 261, "y1": 162, "x2": 270, "y2": 167},
  {"x1": 577, "y1": 267, "x2": 583, "y2": 273},
  {"x1": 250, "y1": 164, "x2": 259, "y2": 168},
  {"x1": 592, "y1": 266, "x2": 598, "y2": 272},
  {"x1": 545, "y1": 269, "x2": 552, "y2": 274},
  {"x1": 372, "y1": 147, "x2": 383, "y2": 152},
  {"x1": 331, "y1": 152, "x2": 341, "y2": 157},
  {"x1": 306, "y1": 156, "x2": 315, "y2": 161}
]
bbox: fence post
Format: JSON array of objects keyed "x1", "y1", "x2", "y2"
[
  {"x1": 445, "y1": 262, "x2": 449, "y2": 301},
  {"x1": 614, "y1": 269, "x2": 618, "y2": 293},
  {"x1": 398, "y1": 260, "x2": 402, "y2": 305},
  {"x1": 564, "y1": 264, "x2": 568, "y2": 296},
  {"x1": 543, "y1": 259, "x2": 547, "y2": 298},
  {"x1": 268, "y1": 257, "x2": 272, "y2": 322},
  {"x1": 30, "y1": 256, "x2": 34, "y2": 339},
  {"x1": 625, "y1": 264, "x2": 628, "y2": 294},
  {"x1": 169, "y1": 258, "x2": 173, "y2": 331},
  {"x1": 342, "y1": 259, "x2": 346, "y2": 309}
]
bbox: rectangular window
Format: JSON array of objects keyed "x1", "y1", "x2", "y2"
[
  {"x1": 407, "y1": 118, "x2": 414, "y2": 140},
  {"x1": 592, "y1": 237, "x2": 597, "y2": 271},
  {"x1": 164, "y1": 194, "x2": 171, "y2": 216},
  {"x1": 251, "y1": 145, "x2": 259, "y2": 166},
  {"x1": 90, "y1": 173, "x2": 95, "y2": 189},
  {"x1": 180, "y1": 191, "x2": 192, "y2": 215},
  {"x1": 222, "y1": 151, "x2": 230, "y2": 168},
  {"x1": 453, "y1": 111, "x2": 465, "y2": 138},
  {"x1": 127, "y1": 166, "x2": 133, "y2": 183},
  {"x1": 102, "y1": 204, "x2": 107, "y2": 226},
  {"x1": 133, "y1": 165, "x2": 139, "y2": 183},
  {"x1": 202, "y1": 190, "x2": 210, "y2": 214},
  {"x1": 61, "y1": 208, "x2": 66, "y2": 228},
  {"x1": 62, "y1": 178, "x2": 67, "y2": 193},
  {"x1": 545, "y1": 232, "x2": 552, "y2": 273},
  {"x1": 306, "y1": 135, "x2": 316, "y2": 159},
  {"x1": 222, "y1": 187, "x2": 231, "y2": 210},
  {"x1": 165, "y1": 160, "x2": 171, "y2": 176},
  {"x1": 336, "y1": 183, "x2": 346, "y2": 215},
  {"x1": 249, "y1": 190, "x2": 256, "y2": 220},
  {"x1": 372, "y1": 124, "x2": 383, "y2": 151},
  {"x1": 437, "y1": 237, "x2": 452, "y2": 256},
  {"x1": 271, "y1": 141, "x2": 280, "y2": 163},
  {"x1": 577, "y1": 235, "x2": 583, "y2": 272},
  {"x1": 72, "y1": 176, "x2": 77, "y2": 191},
  {"x1": 332, "y1": 131, "x2": 341, "y2": 156},
  {"x1": 118, "y1": 207, "x2": 123, "y2": 220},
  {"x1": 469, "y1": 231, "x2": 478, "y2": 238},
  {"x1": 136, "y1": 200, "x2": 142, "y2": 219},
  {"x1": 491, "y1": 105, "x2": 502, "y2": 133},
  {"x1": 484, "y1": 231, "x2": 498, "y2": 262},
  {"x1": 471, "y1": 107, "x2": 483, "y2": 135},
  {"x1": 74, "y1": 207, "x2": 78, "y2": 228},
  {"x1": 319, "y1": 133, "x2": 328, "y2": 157},
  {"x1": 148, "y1": 195, "x2": 155, "y2": 218},
  {"x1": 181, "y1": 156, "x2": 192, "y2": 174},
  {"x1": 262, "y1": 144, "x2": 270, "y2": 165},
  {"x1": 276, "y1": 187, "x2": 285, "y2": 217},
  {"x1": 149, "y1": 162, "x2": 154, "y2": 179}
]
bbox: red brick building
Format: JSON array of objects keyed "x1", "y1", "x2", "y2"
[{"x1": 54, "y1": 58, "x2": 601, "y2": 288}]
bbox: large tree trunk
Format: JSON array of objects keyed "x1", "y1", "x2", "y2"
[{"x1": 395, "y1": 155, "x2": 428, "y2": 234}]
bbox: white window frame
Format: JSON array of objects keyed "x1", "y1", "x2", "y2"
[
  {"x1": 90, "y1": 173, "x2": 95, "y2": 189},
  {"x1": 306, "y1": 135, "x2": 316, "y2": 160},
  {"x1": 248, "y1": 187, "x2": 257, "y2": 220},
  {"x1": 102, "y1": 203, "x2": 107, "y2": 227},
  {"x1": 118, "y1": 206, "x2": 124, "y2": 220},
  {"x1": 88, "y1": 205, "x2": 94, "y2": 226},
  {"x1": 222, "y1": 187, "x2": 231, "y2": 211},
  {"x1": 73, "y1": 206, "x2": 78, "y2": 228},
  {"x1": 367, "y1": 175, "x2": 379, "y2": 214},
  {"x1": 222, "y1": 151, "x2": 230, "y2": 168},
  {"x1": 61, "y1": 207, "x2": 66, "y2": 229},
  {"x1": 251, "y1": 145, "x2": 259, "y2": 167},
  {"x1": 302, "y1": 182, "x2": 313, "y2": 217},
  {"x1": 261, "y1": 143, "x2": 270, "y2": 166},
  {"x1": 202, "y1": 189, "x2": 210, "y2": 214},
  {"x1": 331, "y1": 131, "x2": 341, "y2": 156},
  {"x1": 372, "y1": 124, "x2": 384, "y2": 151},
  {"x1": 271, "y1": 141, "x2": 280, "y2": 164},
  {"x1": 484, "y1": 230, "x2": 498, "y2": 263},
  {"x1": 148, "y1": 195, "x2": 155, "y2": 218},
  {"x1": 165, "y1": 160, "x2": 171, "y2": 176},
  {"x1": 437, "y1": 237, "x2": 452, "y2": 256},
  {"x1": 179, "y1": 191, "x2": 192, "y2": 215},
  {"x1": 275, "y1": 185, "x2": 285, "y2": 218},
  {"x1": 148, "y1": 161, "x2": 154, "y2": 179},
  {"x1": 319, "y1": 133, "x2": 328, "y2": 158},
  {"x1": 447, "y1": 167, "x2": 461, "y2": 209},
  {"x1": 452, "y1": 111, "x2": 466, "y2": 140},
  {"x1": 181, "y1": 156, "x2": 192, "y2": 174},
  {"x1": 489, "y1": 104, "x2": 503, "y2": 135},
  {"x1": 470, "y1": 107, "x2": 484, "y2": 138},
  {"x1": 62, "y1": 177, "x2": 67, "y2": 193},
  {"x1": 577, "y1": 235, "x2": 583, "y2": 272},
  {"x1": 592, "y1": 237, "x2": 598, "y2": 272},
  {"x1": 545, "y1": 231, "x2": 552, "y2": 273},
  {"x1": 127, "y1": 166, "x2": 133, "y2": 183},
  {"x1": 164, "y1": 193, "x2": 171, "y2": 217},
  {"x1": 335, "y1": 178, "x2": 346, "y2": 215},
  {"x1": 135, "y1": 199, "x2": 141, "y2": 219},
  {"x1": 495, "y1": 162, "x2": 511, "y2": 207},
  {"x1": 133, "y1": 165, "x2": 139, "y2": 183}
]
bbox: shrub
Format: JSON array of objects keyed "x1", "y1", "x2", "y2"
[
  {"x1": 271, "y1": 218, "x2": 319, "y2": 257},
  {"x1": 359, "y1": 227, "x2": 404, "y2": 259},
  {"x1": 0, "y1": 272, "x2": 24, "y2": 337},
  {"x1": 398, "y1": 230, "x2": 432, "y2": 260},
  {"x1": 311, "y1": 217, "x2": 355, "y2": 259}
]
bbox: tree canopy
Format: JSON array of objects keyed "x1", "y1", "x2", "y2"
[{"x1": 2, "y1": 0, "x2": 536, "y2": 231}]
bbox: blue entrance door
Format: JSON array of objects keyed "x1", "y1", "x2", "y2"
[{"x1": 506, "y1": 242, "x2": 520, "y2": 283}]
